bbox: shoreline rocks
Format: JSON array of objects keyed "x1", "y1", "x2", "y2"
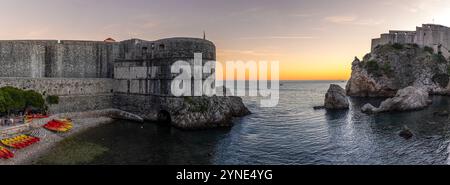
[
  {"x1": 433, "y1": 110, "x2": 450, "y2": 117},
  {"x1": 361, "y1": 86, "x2": 432, "y2": 113},
  {"x1": 399, "y1": 125, "x2": 414, "y2": 140},
  {"x1": 313, "y1": 106, "x2": 326, "y2": 110},
  {"x1": 114, "y1": 95, "x2": 251, "y2": 130},
  {"x1": 324, "y1": 84, "x2": 349, "y2": 110},
  {"x1": 346, "y1": 44, "x2": 450, "y2": 98},
  {"x1": 169, "y1": 96, "x2": 251, "y2": 129}
]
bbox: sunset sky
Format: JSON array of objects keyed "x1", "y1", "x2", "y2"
[{"x1": 1, "y1": 0, "x2": 450, "y2": 80}]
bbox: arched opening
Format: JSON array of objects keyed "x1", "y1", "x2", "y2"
[{"x1": 157, "y1": 110, "x2": 172, "y2": 124}]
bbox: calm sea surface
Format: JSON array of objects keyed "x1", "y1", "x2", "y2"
[{"x1": 38, "y1": 81, "x2": 450, "y2": 165}]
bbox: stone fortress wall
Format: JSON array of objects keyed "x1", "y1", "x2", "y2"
[
  {"x1": 112, "y1": 38, "x2": 216, "y2": 121},
  {"x1": 0, "y1": 40, "x2": 118, "y2": 78},
  {"x1": 0, "y1": 78, "x2": 115, "y2": 113},
  {"x1": 114, "y1": 38, "x2": 215, "y2": 96},
  {"x1": 372, "y1": 24, "x2": 450, "y2": 58},
  {"x1": 0, "y1": 37, "x2": 217, "y2": 123}
]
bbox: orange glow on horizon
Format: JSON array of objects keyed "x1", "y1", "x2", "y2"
[{"x1": 216, "y1": 49, "x2": 355, "y2": 81}]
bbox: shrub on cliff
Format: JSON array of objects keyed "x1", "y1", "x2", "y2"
[
  {"x1": 432, "y1": 53, "x2": 447, "y2": 63},
  {"x1": 424, "y1": 46, "x2": 434, "y2": 54},
  {"x1": 365, "y1": 60, "x2": 382, "y2": 77},
  {"x1": 184, "y1": 97, "x2": 209, "y2": 113},
  {"x1": 392, "y1": 43, "x2": 404, "y2": 50},
  {"x1": 381, "y1": 63, "x2": 393, "y2": 76}
]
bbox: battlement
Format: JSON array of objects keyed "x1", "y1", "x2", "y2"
[
  {"x1": 0, "y1": 37, "x2": 215, "y2": 79},
  {"x1": 371, "y1": 24, "x2": 450, "y2": 58},
  {"x1": 389, "y1": 30, "x2": 416, "y2": 34}
]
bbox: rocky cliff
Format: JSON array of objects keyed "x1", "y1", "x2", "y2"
[
  {"x1": 346, "y1": 44, "x2": 450, "y2": 97},
  {"x1": 168, "y1": 96, "x2": 251, "y2": 129},
  {"x1": 114, "y1": 94, "x2": 251, "y2": 129}
]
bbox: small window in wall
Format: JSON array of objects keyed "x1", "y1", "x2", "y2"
[
  {"x1": 142, "y1": 47, "x2": 148, "y2": 53},
  {"x1": 142, "y1": 47, "x2": 148, "y2": 57},
  {"x1": 159, "y1": 44, "x2": 165, "y2": 50}
]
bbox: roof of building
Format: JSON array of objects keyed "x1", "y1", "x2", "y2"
[{"x1": 104, "y1": 38, "x2": 116, "y2": 42}]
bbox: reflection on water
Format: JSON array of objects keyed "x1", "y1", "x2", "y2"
[
  {"x1": 38, "y1": 81, "x2": 450, "y2": 165},
  {"x1": 56, "y1": 122, "x2": 232, "y2": 165}
]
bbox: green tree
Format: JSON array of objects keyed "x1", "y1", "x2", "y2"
[
  {"x1": 0, "y1": 90, "x2": 15, "y2": 114},
  {"x1": 0, "y1": 86, "x2": 26, "y2": 112},
  {"x1": 0, "y1": 86, "x2": 45, "y2": 114},
  {"x1": 23, "y1": 90, "x2": 45, "y2": 109},
  {"x1": 46, "y1": 95, "x2": 59, "y2": 105}
]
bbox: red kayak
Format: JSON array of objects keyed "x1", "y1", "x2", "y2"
[
  {"x1": 1, "y1": 135, "x2": 40, "y2": 149},
  {"x1": 44, "y1": 119, "x2": 73, "y2": 132},
  {"x1": 0, "y1": 147, "x2": 14, "y2": 159}
]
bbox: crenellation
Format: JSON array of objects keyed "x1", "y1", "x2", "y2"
[{"x1": 371, "y1": 24, "x2": 450, "y2": 57}]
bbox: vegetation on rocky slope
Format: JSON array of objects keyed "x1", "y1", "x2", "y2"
[
  {"x1": 347, "y1": 43, "x2": 450, "y2": 97},
  {"x1": 184, "y1": 96, "x2": 209, "y2": 113},
  {"x1": 364, "y1": 44, "x2": 448, "y2": 78}
]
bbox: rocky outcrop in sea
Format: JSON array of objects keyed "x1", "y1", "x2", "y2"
[
  {"x1": 122, "y1": 96, "x2": 251, "y2": 129},
  {"x1": 346, "y1": 44, "x2": 450, "y2": 97},
  {"x1": 324, "y1": 84, "x2": 349, "y2": 109},
  {"x1": 168, "y1": 96, "x2": 251, "y2": 129},
  {"x1": 361, "y1": 86, "x2": 432, "y2": 113}
]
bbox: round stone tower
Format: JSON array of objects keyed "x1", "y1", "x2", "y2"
[{"x1": 150, "y1": 37, "x2": 216, "y2": 60}]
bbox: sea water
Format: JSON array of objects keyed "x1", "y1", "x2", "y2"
[{"x1": 38, "y1": 81, "x2": 450, "y2": 165}]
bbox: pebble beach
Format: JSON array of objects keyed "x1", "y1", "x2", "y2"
[{"x1": 0, "y1": 109, "x2": 137, "y2": 165}]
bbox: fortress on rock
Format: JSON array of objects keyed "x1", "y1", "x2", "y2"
[
  {"x1": 0, "y1": 37, "x2": 248, "y2": 129},
  {"x1": 372, "y1": 24, "x2": 450, "y2": 58}
]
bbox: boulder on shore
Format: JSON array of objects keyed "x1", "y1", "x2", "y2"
[
  {"x1": 361, "y1": 86, "x2": 432, "y2": 113},
  {"x1": 324, "y1": 84, "x2": 349, "y2": 109}
]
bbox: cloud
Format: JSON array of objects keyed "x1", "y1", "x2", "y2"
[
  {"x1": 324, "y1": 15, "x2": 383, "y2": 26},
  {"x1": 290, "y1": 13, "x2": 315, "y2": 18},
  {"x1": 140, "y1": 21, "x2": 158, "y2": 29},
  {"x1": 238, "y1": 36, "x2": 317, "y2": 40},
  {"x1": 324, "y1": 16, "x2": 357, "y2": 23},
  {"x1": 380, "y1": 0, "x2": 444, "y2": 14},
  {"x1": 218, "y1": 49, "x2": 283, "y2": 57},
  {"x1": 228, "y1": 7, "x2": 263, "y2": 17}
]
